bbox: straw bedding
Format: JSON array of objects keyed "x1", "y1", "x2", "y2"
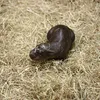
[{"x1": 0, "y1": 0, "x2": 100, "y2": 100}]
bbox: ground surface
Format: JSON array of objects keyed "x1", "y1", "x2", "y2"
[{"x1": 0, "y1": 0, "x2": 100, "y2": 100}]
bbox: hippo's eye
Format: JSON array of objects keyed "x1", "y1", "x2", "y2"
[{"x1": 36, "y1": 48, "x2": 40, "y2": 53}]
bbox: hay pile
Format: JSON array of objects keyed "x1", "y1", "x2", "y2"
[{"x1": 0, "y1": 0, "x2": 100, "y2": 99}]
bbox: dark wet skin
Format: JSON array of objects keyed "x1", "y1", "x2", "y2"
[{"x1": 29, "y1": 25, "x2": 75, "y2": 61}]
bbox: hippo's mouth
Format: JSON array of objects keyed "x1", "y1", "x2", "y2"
[{"x1": 33, "y1": 56, "x2": 41, "y2": 60}]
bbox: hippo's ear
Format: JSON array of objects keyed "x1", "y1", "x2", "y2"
[
  {"x1": 40, "y1": 44, "x2": 55, "y2": 53},
  {"x1": 45, "y1": 48, "x2": 55, "y2": 53}
]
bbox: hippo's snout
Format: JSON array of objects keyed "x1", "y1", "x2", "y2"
[{"x1": 29, "y1": 49, "x2": 36, "y2": 60}]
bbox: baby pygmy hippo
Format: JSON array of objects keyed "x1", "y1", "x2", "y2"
[{"x1": 29, "y1": 25, "x2": 75, "y2": 60}]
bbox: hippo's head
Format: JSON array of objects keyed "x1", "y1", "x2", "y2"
[{"x1": 29, "y1": 43, "x2": 55, "y2": 60}]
